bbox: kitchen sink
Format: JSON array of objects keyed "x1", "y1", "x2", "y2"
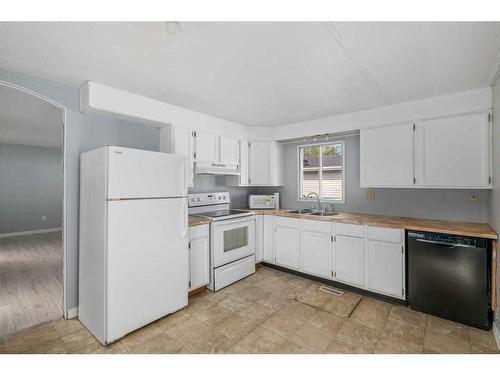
[
  {"x1": 287, "y1": 208, "x2": 314, "y2": 214},
  {"x1": 309, "y1": 211, "x2": 338, "y2": 216}
]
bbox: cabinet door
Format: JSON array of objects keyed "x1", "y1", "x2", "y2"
[
  {"x1": 416, "y1": 112, "x2": 491, "y2": 188},
  {"x1": 360, "y1": 123, "x2": 414, "y2": 187},
  {"x1": 366, "y1": 240, "x2": 404, "y2": 299},
  {"x1": 301, "y1": 225, "x2": 332, "y2": 278},
  {"x1": 195, "y1": 130, "x2": 219, "y2": 162},
  {"x1": 275, "y1": 217, "x2": 300, "y2": 270},
  {"x1": 334, "y1": 235, "x2": 364, "y2": 287},
  {"x1": 255, "y1": 215, "x2": 264, "y2": 263},
  {"x1": 262, "y1": 215, "x2": 275, "y2": 263},
  {"x1": 220, "y1": 136, "x2": 240, "y2": 165},
  {"x1": 239, "y1": 139, "x2": 249, "y2": 185},
  {"x1": 174, "y1": 126, "x2": 194, "y2": 187},
  {"x1": 189, "y1": 229, "x2": 210, "y2": 291},
  {"x1": 249, "y1": 141, "x2": 272, "y2": 185}
]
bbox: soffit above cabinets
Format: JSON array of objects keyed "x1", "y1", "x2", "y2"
[{"x1": 0, "y1": 22, "x2": 499, "y2": 127}]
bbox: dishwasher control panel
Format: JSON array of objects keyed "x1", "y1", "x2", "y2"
[{"x1": 407, "y1": 231, "x2": 486, "y2": 248}]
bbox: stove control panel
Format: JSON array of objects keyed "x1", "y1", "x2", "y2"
[{"x1": 188, "y1": 192, "x2": 230, "y2": 207}]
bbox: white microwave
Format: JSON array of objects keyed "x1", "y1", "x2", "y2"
[{"x1": 248, "y1": 193, "x2": 279, "y2": 209}]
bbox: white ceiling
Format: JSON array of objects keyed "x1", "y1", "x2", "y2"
[
  {"x1": 0, "y1": 22, "x2": 499, "y2": 127},
  {"x1": 0, "y1": 85, "x2": 63, "y2": 148}
]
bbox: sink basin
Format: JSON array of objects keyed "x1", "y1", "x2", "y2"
[
  {"x1": 287, "y1": 208, "x2": 314, "y2": 214},
  {"x1": 309, "y1": 212, "x2": 338, "y2": 216}
]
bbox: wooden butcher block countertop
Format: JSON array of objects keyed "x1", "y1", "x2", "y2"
[
  {"x1": 188, "y1": 216, "x2": 210, "y2": 227},
  {"x1": 245, "y1": 209, "x2": 497, "y2": 240}
]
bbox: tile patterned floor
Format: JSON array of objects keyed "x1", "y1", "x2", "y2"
[{"x1": 0, "y1": 265, "x2": 498, "y2": 354}]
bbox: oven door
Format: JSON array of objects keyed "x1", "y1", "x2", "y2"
[{"x1": 212, "y1": 216, "x2": 256, "y2": 268}]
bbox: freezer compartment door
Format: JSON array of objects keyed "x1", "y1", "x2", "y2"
[
  {"x1": 106, "y1": 198, "x2": 188, "y2": 343},
  {"x1": 107, "y1": 146, "x2": 186, "y2": 199}
]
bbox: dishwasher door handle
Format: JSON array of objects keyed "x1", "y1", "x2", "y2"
[{"x1": 415, "y1": 238, "x2": 476, "y2": 248}]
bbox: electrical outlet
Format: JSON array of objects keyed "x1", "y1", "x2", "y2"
[
  {"x1": 469, "y1": 193, "x2": 480, "y2": 205},
  {"x1": 365, "y1": 190, "x2": 375, "y2": 200},
  {"x1": 41, "y1": 215, "x2": 47, "y2": 221}
]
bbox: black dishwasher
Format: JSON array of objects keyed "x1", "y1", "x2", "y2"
[{"x1": 407, "y1": 231, "x2": 491, "y2": 330}]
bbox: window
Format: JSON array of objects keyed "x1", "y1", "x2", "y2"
[{"x1": 298, "y1": 141, "x2": 345, "y2": 202}]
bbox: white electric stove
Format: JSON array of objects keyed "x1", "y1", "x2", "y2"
[{"x1": 188, "y1": 192, "x2": 256, "y2": 291}]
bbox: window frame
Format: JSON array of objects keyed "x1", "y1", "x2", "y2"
[{"x1": 297, "y1": 140, "x2": 346, "y2": 204}]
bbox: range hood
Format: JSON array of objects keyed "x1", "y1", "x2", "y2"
[{"x1": 195, "y1": 161, "x2": 240, "y2": 176}]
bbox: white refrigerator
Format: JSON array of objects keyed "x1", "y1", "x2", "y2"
[{"x1": 79, "y1": 146, "x2": 188, "y2": 345}]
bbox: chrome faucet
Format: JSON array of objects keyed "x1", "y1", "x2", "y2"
[{"x1": 305, "y1": 192, "x2": 321, "y2": 212}]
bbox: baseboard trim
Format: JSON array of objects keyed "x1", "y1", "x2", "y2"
[
  {"x1": 0, "y1": 227, "x2": 62, "y2": 238},
  {"x1": 493, "y1": 320, "x2": 500, "y2": 350},
  {"x1": 67, "y1": 307, "x2": 79, "y2": 319}
]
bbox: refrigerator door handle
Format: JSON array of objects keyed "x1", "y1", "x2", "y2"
[{"x1": 182, "y1": 201, "x2": 188, "y2": 239}]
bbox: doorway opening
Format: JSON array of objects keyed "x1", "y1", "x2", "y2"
[{"x1": 0, "y1": 82, "x2": 67, "y2": 339}]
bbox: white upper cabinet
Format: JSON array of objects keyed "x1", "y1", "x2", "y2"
[
  {"x1": 225, "y1": 139, "x2": 249, "y2": 186},
  {"x1": 195, "y1": 130, "x2": 219, "y2": 162},
  {"x1": 248, "y1": 141, "x2": 283, "y2": 186},
  {"x1": 415, "y1": 112, "x2": 491, "y2": 188},
  {"x1": 219, "y1": 136, "x2": 240, "y2": 165},
  {"x1": 248, "y1": 141, "x2": 271, "y2": 185},
  {"x1": 238, "y1": 139, "x2": 249, "y2": 185},
  {"x1": 360, "y1": 123, "x2": 415, "y2": 187},
  {"x1": 360, "y1": 112, "x2": 491, "y2": 189},
  {"x1": 159, "y1": 125, "x2": 194, "y2": 187}
]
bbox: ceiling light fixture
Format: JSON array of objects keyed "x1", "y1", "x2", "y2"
[{"x1": 165, "y1": 21, "x2": 182, "y2": 35}]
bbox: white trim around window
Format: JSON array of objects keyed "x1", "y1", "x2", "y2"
[{"x1": 297, "y1": 140, "x2": 346, "y2": 204}]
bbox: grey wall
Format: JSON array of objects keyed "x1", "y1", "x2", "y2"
[
  {"x1": 0, "y1": 143, "x2": 63, "y2": 234},
  {"x1": 258, "y1": 135, "x2": 489, "y2": 223},
  {"x1": 189, "y1": 175, "x2": 256, "y2": 208},
  {"x1": 0, "y1": 69, "x2": 160, "y2": 313},
  {"x1": 488, "y1": 76, "x2": 500, "y2": 327}
]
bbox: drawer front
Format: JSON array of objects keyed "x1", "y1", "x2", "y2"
[
  {"x1": 275, "y1": 216, "x2": 300, "y2": 229},
  {"x1": 190, "y1": 224, "x2": 209, "y2": 240},
  {"x1": 335, "y1": 223, "x2": 364, "y2": 238},
  {"x1": 301, "y1": 219, "x2": 331, "y2": 234},
  {"x1": 367, "y1": 226, "x2": 403, "y2": 244},
  {"x1": 214, "y1": 255, "x2": 255, "y2": 291}
]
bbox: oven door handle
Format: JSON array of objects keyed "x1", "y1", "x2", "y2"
[{"x1": 212, "y1": 216, "x2": 255, "y2": 227}]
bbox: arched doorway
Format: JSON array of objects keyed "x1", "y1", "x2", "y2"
[{"x1": 0, "y1": 80, "x2": 67, "y2": 338}]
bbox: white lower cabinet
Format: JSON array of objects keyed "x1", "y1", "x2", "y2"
[
  {"x1": 275, "y1": 217, "x2": 300, "y2": 270},
  {"x1": 366, "y1": 240, "x2": 405, "y2": 298},
  {"x1": 301, "y1": 220, "x2": 332, "y2": 278},
  {"x1": 333, "y1": 234, "x2": 365, "y2": 288},
  {"x1": 255, "y1": 214, "x2": 264, "y2": 263},
  {"x1": 259, "y1": 216, "x2": 405, "y2": 300},
  {"x1": 189, "y1": 224, "x2": 210, "y2": 291},
  {"x1": 263, "y1": 215, "x2": 275, "y2": 263}
]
